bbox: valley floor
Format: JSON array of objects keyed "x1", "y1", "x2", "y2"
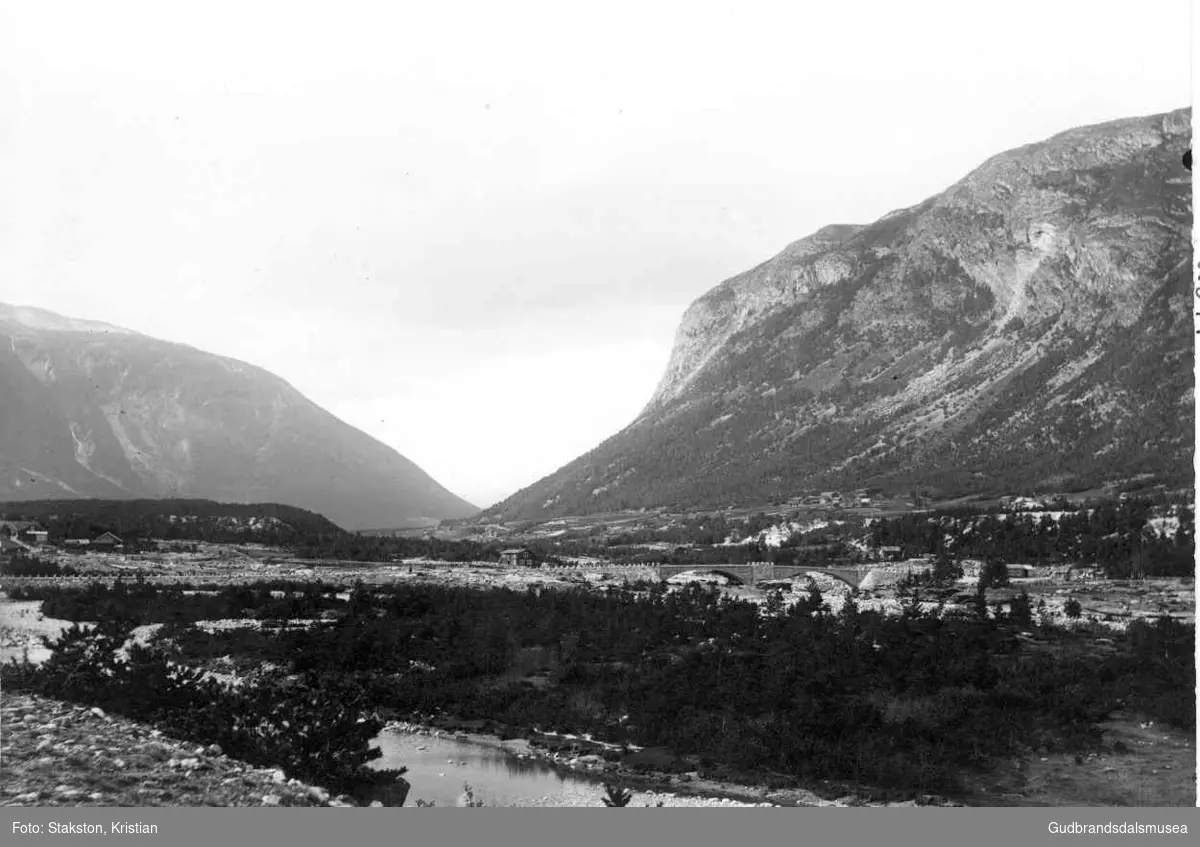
[{"x1": 2, "y1": 543, "x2": 1195, "y2": 808}]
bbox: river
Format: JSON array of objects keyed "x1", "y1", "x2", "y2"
[
  {"x1": 370, "y1": 730, "x2": 610, "y2": 807},
  {"x1": 369, "y1": 729, "x2": 779, "y2": 807}
]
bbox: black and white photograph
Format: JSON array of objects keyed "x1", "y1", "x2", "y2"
[{"x1": 0, "y1": 0, "x2": 1195, "y2": 821}]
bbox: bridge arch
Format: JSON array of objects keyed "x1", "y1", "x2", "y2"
[
  {"x1": 770, "y1": 566, "x2": 864, "y2": 591},
  {"x1": 664, "y1": 568, "x2": 747, "y2": 586},
  {"x1": 804, "y1": 569, "x2": 861, "y2": 590}
]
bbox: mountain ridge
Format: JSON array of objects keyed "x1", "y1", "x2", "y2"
[
  {"x1": 0, "y1": 305, "x2": 478, "y2": 530},
  {"x1": 484, "y1": 107, "x2": 1193, "y2": 521}
]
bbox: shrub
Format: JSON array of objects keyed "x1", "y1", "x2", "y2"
[{"x1": 601, "y1": 782, "x2": 633, "y2": 807}]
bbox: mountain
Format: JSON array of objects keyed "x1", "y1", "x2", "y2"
[
  {"x1": 486, "y1": 108, "x2": 1194, "y2": 520},
  {"x1": 0, "y1": 304, "x2": 478, "y2": 530}
]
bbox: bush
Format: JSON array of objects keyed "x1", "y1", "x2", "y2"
[
  {"x1": 601, "y1": 783, "x2": 633, "y2": 807},
  {"x1": 1, "y1": 555, "x2": 76, "y2": 578}
]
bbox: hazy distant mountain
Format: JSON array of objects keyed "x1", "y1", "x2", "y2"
[
  {"x1": 486, "y1": 108, "x2": 1193, "y2": 520},
  {"x1": 0, "y1": 304, "x2": 478, "y2": 530}
]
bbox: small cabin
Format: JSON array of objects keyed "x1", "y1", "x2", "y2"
[
  {"x1": 499, "y1": 547, "x2": 536, "y2": 568},
  {"x1": 91, "y1": 532, "x2": 124, "y2": 551}
]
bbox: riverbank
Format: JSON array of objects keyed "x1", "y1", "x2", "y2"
[{"x1": 379, "y1": 713, "x2": 1196, "y2": 808}]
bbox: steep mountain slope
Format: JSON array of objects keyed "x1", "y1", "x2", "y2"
[
  {"x1": 0, "y1": 304, "x2": 478, "y2": 530},
  {"x1": 487, "y1": 108, "x2": 1193, "y2": 520}
]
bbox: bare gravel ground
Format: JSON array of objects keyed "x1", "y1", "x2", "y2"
[{"x1": 967, "y1": 712, "x2": 1196, "y2": 807}]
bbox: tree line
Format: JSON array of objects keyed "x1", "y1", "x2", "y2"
[
  {"x1": 0, "y1": 499, "x2": 344, "y2": 546},
  {"x1": 868, "y1": 498, "x2": 1194, "y2": 577}
]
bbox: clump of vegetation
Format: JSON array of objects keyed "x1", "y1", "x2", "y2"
[
  {"x1": 0, "y1": 555, "x2": 77, "y2": 578},
  {"x1": 601, "y1": 782, "x2": 633, "y2": 807},
  {"x1": 458, "y1": 783, "x2": 486, "y2": 807},
  {"x1": 3, "y1": 621, "x2": 406, "y2": 802}
]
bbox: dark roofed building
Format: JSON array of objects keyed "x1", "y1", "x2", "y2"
[
  {"x1": 91, "y1": 532, "x2": 124, "y2": 551},
  {"x1": 499, "y1": 547, "x2": 536, "y2": 568}
]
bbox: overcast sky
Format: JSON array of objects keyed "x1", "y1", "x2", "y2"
[{"x1": 0, "y1": 1, "x2": 1192, "y2": 508}]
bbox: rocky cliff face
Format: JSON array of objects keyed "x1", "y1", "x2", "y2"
[
  {"x1": 487, "y1": 108, "x2": 1193, "y2": 520},
  {"x1": 0, "y1": 304, "x2": 478, "y2": 529}
]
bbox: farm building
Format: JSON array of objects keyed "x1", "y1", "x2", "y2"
[
  {"x1": 0, "y1": 521, "x2": 49, "y2": 546},
  {"x1": 499, "y1": 547, "x2": 536, "y2": 568},
  {"x1": 90, "y1": 532, "x2": 124, "y2": 551}
]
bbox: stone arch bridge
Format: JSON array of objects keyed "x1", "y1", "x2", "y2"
[{"x1": 656, "y1": 562, "x2": 877, "y2": 591}]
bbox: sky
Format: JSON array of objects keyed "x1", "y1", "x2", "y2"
[{"x1": 0, "y1": 1, "x2": 1192, "y2": 508}]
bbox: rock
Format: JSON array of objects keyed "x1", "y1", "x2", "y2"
[
  {"x1": 89, "y1": 707, "x2": 106, "y2": 719},
  {"x1": 369, "y1": 801, "x2": 384, "y2": 808},
  {"x1": 13, "y1": 792, "x2": 39, "y2": 804},
  {"x1": 270, "y1": 768, "x2": 287, "y2": 783},
  {"x1": 113, "y1": 758, "x2": 126, "y2": 769},
  {"x1": 35, "y1": 739, "x2": 52, "y2": 753},
  {"x1": 206, "y1": 744, "x2": 223, "y2": 756},
  {"x1": 89, "y1": 793, "x2": 104, "y2": 801},
  {"x1": 308, "y1": 786, "x2": 330, "y2": 803},
  {"x1": 261, "y1": 794, "x2": 282, "y2": 806}
]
